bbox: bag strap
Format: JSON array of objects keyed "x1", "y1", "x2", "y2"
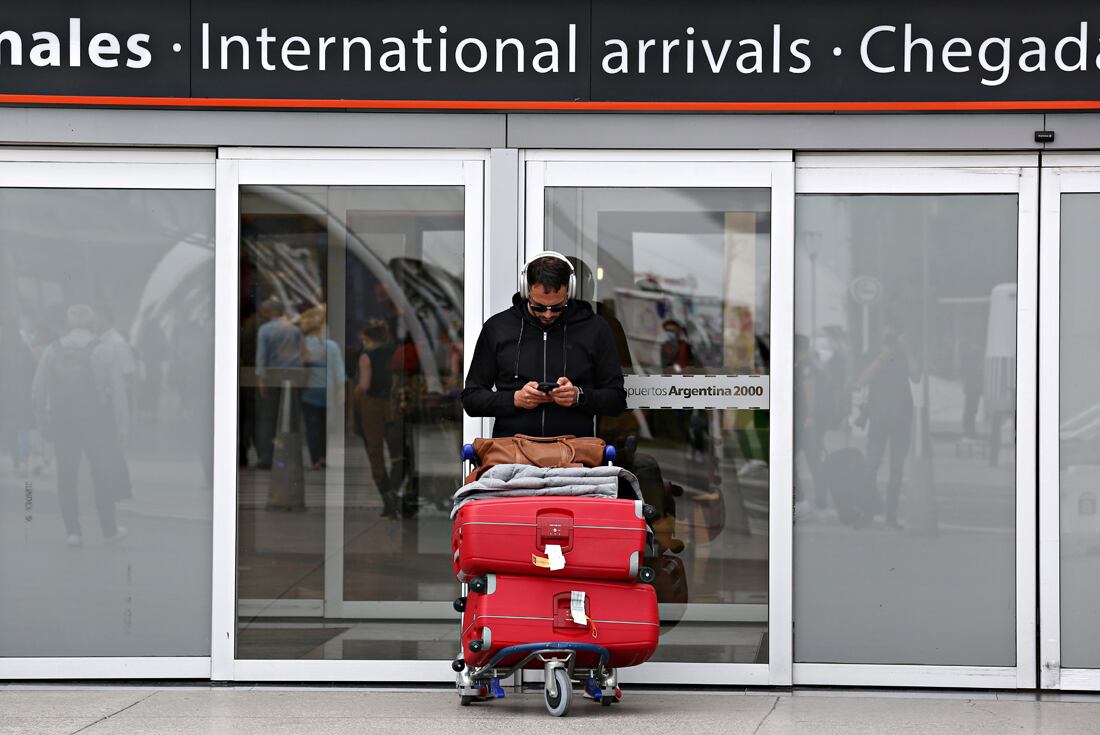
[
  {"x1": 513, "y1": 434, "x2": 576, "y2": 442},
  {"x1": 514, "y1": 438, "x2": 550, "y2": 466},
  {"x1": 513, "y1": 436, "x2": 579, "y2": 467}
]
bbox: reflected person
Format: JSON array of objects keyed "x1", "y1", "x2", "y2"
[
  {"x1": 660, "y1": 319, "x2": 697, "y2": 453},
  {"x1": 388, "y1": 334, "x2": 423, "y2": 516},
  {"x1": 354, "y1": 319, "x2": 399, "y2": 517},
  {"x1": 857, "y1": 327, "x2": 920, "y2": 530},
  {"x1": 254, "y1": 299, "x2": 302, "y2": 470},
  {"x1": 955, "y1": 336, "x2": 983, "y2": 439},
  {"x1": 31, "y1": 304, "x2": 128, "y2": 546},
  {"x1": 299, "y1": 305, "x2": 345, "y2": 470},
  {"x1": 659, "y1": 319, "x2": 694, "y2": 374}
]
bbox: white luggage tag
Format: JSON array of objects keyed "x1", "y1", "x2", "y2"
[
  {"x1": 570, "y1": 591, "x2": 588, "y2": 625},
  {"x1": 546, "y1": 544, "x2": 566, "y2": 571},
  {"x1": 531, "y1": 544, "x2": 566, "y2": 571}
]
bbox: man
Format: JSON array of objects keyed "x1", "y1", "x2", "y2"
[
  {"x1": 254, "y1": 299, "x2": 303, "y2": 469},
  {"x1": 462, "y1": 252, "x2": 626, "y2": 438},
  {"x1": 31, "y1": 304, "x2": 128, "y2": 546},
  {"x1": 857, "y1": 325, "x2": 920, "y2": 530}
]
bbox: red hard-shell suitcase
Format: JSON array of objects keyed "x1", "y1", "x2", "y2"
[
  {"x1": 452, "y1": 497, "x2": 651, "y2": 583},
  {"x1": 460, "y1": 573, "x2": 659, "y2": 670}
]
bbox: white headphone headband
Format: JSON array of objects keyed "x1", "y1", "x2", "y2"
[{"x1": 519, "y1": 251, "x2": 577, "y2": 300}]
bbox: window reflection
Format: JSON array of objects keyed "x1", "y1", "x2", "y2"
[
  {"x1": 0, "y1": 188, "x2": 215, "y2": 657},
  {"x1": 794, "y1": 194, "x2": 1018, "y2": 666},
  {"x1": 237, "y1": 185, "x2": 464, "y2": 660}
]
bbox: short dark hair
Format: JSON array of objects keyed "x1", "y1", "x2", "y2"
[{"x1": 526, "y1": 256, "x2": 572, "y2": 293}]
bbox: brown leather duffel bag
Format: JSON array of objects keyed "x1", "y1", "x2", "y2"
[{"x1": 466, "y1": 434, "x2": 606, "y2": 482}]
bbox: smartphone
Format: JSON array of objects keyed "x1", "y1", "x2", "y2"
[{"x1": 536, "y1": 381, "x2": 558, "y2": 393}]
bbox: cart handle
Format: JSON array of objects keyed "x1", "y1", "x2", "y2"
[{"x1": 485, "y1": 642, "x2": 609, "y2": 670}]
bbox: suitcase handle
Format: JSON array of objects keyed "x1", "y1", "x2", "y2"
[
  {"x1": 536, "y1": 512, "x2": 574, "y2": 553},
  {"x1": 552, "y1": 592, "x2": 590, "y2": 629}
]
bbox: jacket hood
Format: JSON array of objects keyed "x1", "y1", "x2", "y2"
[{"x1": 510, "y1": 292, "x2": 595, "y2": 327}]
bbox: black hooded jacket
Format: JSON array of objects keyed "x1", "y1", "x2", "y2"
[{"x1": 462, "y1": 293, "x2": 627, "y2": 438}]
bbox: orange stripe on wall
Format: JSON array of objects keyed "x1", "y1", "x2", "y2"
[{"x1": 1, "y1": 93, "x2": 1100, "y2": 112}]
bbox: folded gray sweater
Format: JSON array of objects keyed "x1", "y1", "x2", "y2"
[{"x1": 451, "y1": 464, "x2": 642, "y2": 517}]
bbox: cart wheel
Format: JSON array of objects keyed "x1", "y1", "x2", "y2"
[
  {"x1": 544, "y1": 668, "x2": 572, "y2": 717},
  {"x1": 451, "y1": 658, "x2": 465, "y2": 672},
  {"x1": 470, "y1": 576, "x2": 488, "y2": 594},
  {"x1": 459, "y1": 695, "x2": 474, "y2": 706},
  {"x1": 453, "y1": 596, "x2": 467, "y2": 613},
  {"x1": 638, "y1": 566, "x2": 656, "y2": 584},
  {"x1": 601, "y1": 695, "x2": 613, "y2": 706}
]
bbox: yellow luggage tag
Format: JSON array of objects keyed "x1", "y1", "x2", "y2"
[{"x1": 531, "y1": 544, "x2": 566, "y2": 571}]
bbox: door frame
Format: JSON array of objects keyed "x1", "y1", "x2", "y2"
[
  {"x1": 1037, "y1": 154, "x2": 1100, "y2": 691},
  {"x1": 522, "y1": 150, "x2": 796, "y2": 686},
  {"x1": 0, "y1": 147, "x2": 216, "y2": 680},
  {"x1": 212, "y1": 148, "x2": 487, "y2": 681},
  {"x1": 793, "y1": 153, "x2": 1039, "y2": 690}
]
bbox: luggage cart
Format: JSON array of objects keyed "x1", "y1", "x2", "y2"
[
  {"x1": 452, "y1": 641, "x2": 621, "y2": 716},
  {"x1": 453, "y1": 442, "x2": 626, "y2": 717}
]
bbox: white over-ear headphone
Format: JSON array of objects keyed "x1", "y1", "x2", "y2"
[{"x1": 519, "y1": 251, "x2": 576, "y2": 300}]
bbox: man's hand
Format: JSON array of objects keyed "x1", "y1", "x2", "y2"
[
  {"x1": 514, "y1": 381, "x2": 553, "y2": 410},
  {"x1": 550, "y1": 377, "x2": 579, "y2": 407}
]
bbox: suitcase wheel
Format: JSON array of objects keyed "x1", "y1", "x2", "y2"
[
  {"x1": 453, "y1": 596, "x2": 467, "y2": 613},
  {"x1": 459, "y1": 687, "x2": 490, "y2": 706},
  {"x1": 638, "y1": 566, "x2": 656, "y2": 584},
  {"x1": 642, "y1": 503, "x2": 657, "y2": 521},
  {"x1": 469, "y1": 576, "x2": 488, "y2": 594},
  {"x1": 451, "y1": 658, "x2": 465, "y2": 672},
  {"x1": 544, "y1": 668, "x2": 572, "y2": 717},
  {"x1": 457, "y1": 690, "x2": 488, "y2": 704},
  {"x1": 468, "y1": 639, "x2": 484, "y2": 653}
]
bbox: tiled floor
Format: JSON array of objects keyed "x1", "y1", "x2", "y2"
[{"x1": 4, "y1": 686, "x2": 1100, "y2": 734}]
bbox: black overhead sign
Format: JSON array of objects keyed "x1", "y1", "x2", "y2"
[{"x1": 2, "y1": 0, "x2": 1100, "y2": 110}]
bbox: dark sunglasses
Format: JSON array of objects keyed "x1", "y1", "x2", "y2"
[{"x1": 528, "y1": 301, "x2": 568, "y2": 313}]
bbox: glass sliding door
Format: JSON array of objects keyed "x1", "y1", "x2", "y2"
[
  {"x1": 793, "y1": 156, "x2": 1037, "y2": 688},
  {"x1": 0, "y1": 150, "x2": 216, "y2": 678},
  {"x1": 215, "y1": 152, "x2": 483, "y2": 680},
  {"x1": 1039, "y1": 157, "x2": 1100, "y2": 691},
  {"x1": 525, "y1": 153, "x2": 795, "y2": 685}
]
